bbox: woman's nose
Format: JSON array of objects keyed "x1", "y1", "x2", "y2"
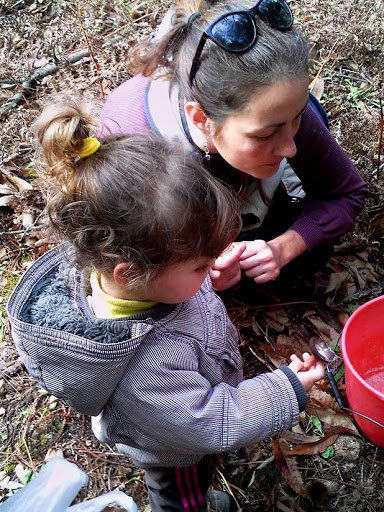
[{"x1": 275, "y1": 126, "x2": 297, "y2": 158}]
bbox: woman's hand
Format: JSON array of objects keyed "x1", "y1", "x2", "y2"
[
  {"x1": 239, "y1": 239, "x2": 282, "y2": 283},
  {"x1": 239, "y1": 230, "x2": 307, "y2": 283},
  {"x1": 288, "y1": 352, "x2": 325, "y2": 392},
  {"x1": 210, "y1": 242, "x2": 246, "y2": 291}
]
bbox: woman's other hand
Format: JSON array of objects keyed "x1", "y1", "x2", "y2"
[
  {"x1": 210, "y1": 242, "x2": 246, "y2": 291},
  {"x1": 288, "y1": 352, "x2": 325, "y2": 392},
  {"x1": 239, "y1": 230, "x2": 307, "y2": 283}
]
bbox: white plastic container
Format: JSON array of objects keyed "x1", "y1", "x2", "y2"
[
  {"x1": 67, "y1": 491, "x2": 137, "y2": 511},
  {"x1": 0, "y1": 456, "x2": 88, "y2": 512},
  {"x1": 0, "y1": 457, "x2": 137, "y2": 512}
]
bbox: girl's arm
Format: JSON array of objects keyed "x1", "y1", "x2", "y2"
[{"x1": 115, "y1": 337, "x2": 322, "y2": 454}]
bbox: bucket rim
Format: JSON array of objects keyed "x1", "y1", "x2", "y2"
[{"x1": 341, "y1": 295, "x2": 384, "y2": 401}]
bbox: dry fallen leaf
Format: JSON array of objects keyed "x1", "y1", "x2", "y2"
[
  {"x1": 281, "y1": 430, "x2": 320, "y2": 444},
  {"x1": 307, "y1": 406, "x2": 360, "y2": 435},
  {"x1": 0, "y1": 195, "x2": 13, "y2": 207},
  {"x1": 289, "y1": 432, "x2": 337, "y2": 456},
  {"x1": 309, "y1": 76, "x2": 325, "y2": 100},
  {"x1": 305, "y1": 316, "x2": 339, "y2": 344},
  {"x1": 272, "y1": 438, "x2": 304, "y2": 495},
  {"x1": 4, "y1": 173, "x2": 33, "y2": 193},
  {"x1": 289, "y1": 426, "x2": 359, "y2": 455},
  {"x1": 309, "y1": 387, "x2": 341, "y2": 412}
]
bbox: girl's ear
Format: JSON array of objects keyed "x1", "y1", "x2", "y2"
[
  {"x1": 113, "y1": 262, "x2": 134, "y2": 285},
  {"x1": 185, "y1": 102, "x2": 211, "y2": 134}
]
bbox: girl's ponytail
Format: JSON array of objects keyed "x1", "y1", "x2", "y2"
[{"x1": 33, "y1": 97, "x2": 100, "y2": 188}]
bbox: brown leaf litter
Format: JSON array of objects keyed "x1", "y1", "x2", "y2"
[{"x1": 1, "y1": 0, "x2": 384, "y2": 511}]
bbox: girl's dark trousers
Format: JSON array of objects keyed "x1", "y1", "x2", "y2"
[{"x1": 145, "y1": 457, "x2": 213, "y2": 512}]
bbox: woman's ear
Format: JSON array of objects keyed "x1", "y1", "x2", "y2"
[{"x1": 185, "y1": 102, "x2": 211, "y2": 134}]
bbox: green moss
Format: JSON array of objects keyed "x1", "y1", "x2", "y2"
[{"x1": 40, "y1": 436, "x2": 49, "y2": 447}]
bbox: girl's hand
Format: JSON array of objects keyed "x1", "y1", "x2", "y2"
[
  {"x1": 288, "y1": 352, "x2": 325, "y2": 392},
  {"x1": 210, "y1": 242, "x2": 246, "y2": 291},
  {"x1": 239, "y1": 240, "x2": 282, "y2": 283}
]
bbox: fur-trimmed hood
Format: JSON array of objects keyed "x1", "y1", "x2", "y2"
[{"x1": 7, "y1": 244, "x2": 175, "y2": 416}]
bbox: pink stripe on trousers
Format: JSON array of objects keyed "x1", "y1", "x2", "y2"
[
  {"x1": 184, "y1": 466, "x2": 199, "y2": 512},
  {"x1": 175, "y1": 466, "x2": 190, "y2": 511}
]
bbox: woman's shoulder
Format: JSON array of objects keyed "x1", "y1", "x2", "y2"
[{"x1": 100, "y1": 74, "x2": 151, "y2": 137}]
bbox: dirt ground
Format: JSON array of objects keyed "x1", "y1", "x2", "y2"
[{"x1": 1, "y1": 0, "x2": 384, "y2": 511}]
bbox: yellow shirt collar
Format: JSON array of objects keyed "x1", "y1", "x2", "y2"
[{"x1": 89, "y1": 272, "x2": 157, "y2": 319}]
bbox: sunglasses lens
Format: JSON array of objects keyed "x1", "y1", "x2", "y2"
[
  {"x1": 211, "y1": 13, "x2": 256, "y2": 52},
  {"x1": 257, "y1": 0, "x2": 293, "y2": 30}
]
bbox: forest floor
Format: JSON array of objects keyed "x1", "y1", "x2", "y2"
[{"x1": 1, "y1": 0, "x2": 384, "y2": 510}]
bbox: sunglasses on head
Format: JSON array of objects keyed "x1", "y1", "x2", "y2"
[{"x1": 189, "y1": 0, "x2": 294, "y2": 85}]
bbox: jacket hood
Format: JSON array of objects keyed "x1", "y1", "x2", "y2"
[{"x1": 6, "y1": 244, "x2": 175, "y2": 416}]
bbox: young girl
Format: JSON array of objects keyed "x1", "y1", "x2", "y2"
[{"x1": 7, "y1": 97, "x2": 324, "y2": 512}]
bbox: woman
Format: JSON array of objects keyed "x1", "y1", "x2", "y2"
[{"x1": 100, "y1": 0, "x2": 367, "y2": 291}]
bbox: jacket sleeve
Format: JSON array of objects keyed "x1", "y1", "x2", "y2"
[
  {"x1": 288, "y1": 105, "x2": 367, "y2": 250},
  {"x1": 113, "y1": 335, "x2": 301, "y2": 454}
]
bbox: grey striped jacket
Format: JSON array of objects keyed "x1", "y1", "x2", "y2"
[{"x1": 7, "y1": 244, "x2": 305, "y2": 468}]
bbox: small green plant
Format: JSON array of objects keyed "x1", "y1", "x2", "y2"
[
  {"x1": 0, "y1": 309, "x2": 4, "y2": 343},
  {"x1": 321, "y1": 445, "x2": 335, "y2": 459},
  {"x1": 40, "y1": 435, "x2": 49, "y2": 447},
  {"x1": 344, "y1": 79, "x2": 368, "y2": 110},
  {"x1": 20, "y1": 468, "x2": 33, "y2": 486},
  {"x1": 334, "y1": 365, "x2": 345, "y2": 383},
  {"x1": 348, "y1": 303, "x2": 360, "y2": 314},
  {"x1": 21, "y1": 405, "x2": 32, "y2": 418},
  {"x1": 310, "y1": 415, "x2": 335, "y2": 459},
  {"x1": 310, "y1": 415, "x2": 323, "y2": 436}
]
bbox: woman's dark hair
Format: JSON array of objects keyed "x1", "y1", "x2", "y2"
[
  {"x1": 34, "y1": 95, "x2": 241, "y2": 286},
  {"x1": 129, "y1": 0, "x2": 309, "y2": 127}
]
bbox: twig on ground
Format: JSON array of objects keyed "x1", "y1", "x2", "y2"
[
  {"x1": 0, "y1": 36, "x2": 120, "y2": 118},
  {"x1": 368, "y1": 447, "x2": 378, "y2": 481},
  {"x1": 227, "y1": 301, "x2": 318, "y2": 312},
  {"x1": 20, "y1": 395, "x2": 41, "y2": 472},
  {"x1": 216, "y1": 466, "x2": 245, "y2": 505},
  {"x1": 102, "y1": 23, "x2": 133, "y2": 40},
  {"x1": 0, "y1": 225, "x2": 45, "y2": 237},
  {"x1": 247, "y1": 345, "x2": 275, "y2": 372},
  {"x1": 377, "y1": 98, "x2": 383, "y2": 178},
  {"x1": 77, "y1": 6, "x2": 105, "y2": 100},
  {"x1": 309, "y1": 40, "x2": 340, "y2": 94},
  {"x1": 336, "y1": 285, "x2": 383, "y2": 306}
]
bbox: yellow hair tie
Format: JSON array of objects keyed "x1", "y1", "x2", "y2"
[{"x1": 78, "y1": 137, "x2": 101, "y2": 158}]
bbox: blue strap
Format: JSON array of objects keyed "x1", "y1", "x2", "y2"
[{"x1": 308, "y1": 91, "x2": 329, "y2": 130}]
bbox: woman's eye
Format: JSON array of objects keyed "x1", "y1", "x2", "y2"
[
  {"x1": 195, "y1": 265, "x2": 209, "y2": 273},
  {"x1": 251, "y1": 131, "x2": 276, "y2": 141}
]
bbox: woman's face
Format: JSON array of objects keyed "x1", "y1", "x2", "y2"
[{"x1": 208, "y1": 77, "x2": 309, "y2": 179}]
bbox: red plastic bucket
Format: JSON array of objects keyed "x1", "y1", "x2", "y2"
[{"x1": 341, "y1": 295, "x2": 384, "y2": 447}]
